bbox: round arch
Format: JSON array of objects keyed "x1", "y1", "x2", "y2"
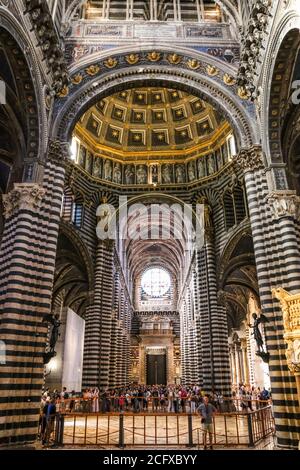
[
  {"x1": 52, "y1": 54, "x2": 258, "y2": 149},
  {"x1": 260, "y1": 11, "x2": 300, "y2": 165},
  {"x1": 0, "y1": 8, "x2": 48, "y2": 162}
]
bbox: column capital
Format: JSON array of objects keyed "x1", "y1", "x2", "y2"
[
  {"x1": 234, "y1": 145, "x2": 265, "y2": 173},
  {"x1": 266, "y1": 190, "x2": 300, "y2": 220},
  {"x1": 47, "y1": 139, "x2": 71, "y2": 167},
  {"x1": 2, "y1": 183, "x2": 45, "y2": 219}
]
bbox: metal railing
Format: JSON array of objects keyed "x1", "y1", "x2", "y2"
[{"x1": 50, "y1": 406, "x2": 274, "y2": 448}]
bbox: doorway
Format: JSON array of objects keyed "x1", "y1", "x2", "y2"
[{"x1": 146, "y1": 354, "x2": 166, "y2": 385}]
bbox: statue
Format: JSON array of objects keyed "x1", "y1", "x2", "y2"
[
  {"x1": 103, "y1": 159, "x2": 112, "y2": 181},
  {"x1": 188, "y1": 161, "x2": 196, "y2": 182},
  {"x1": 85, "y1": 151, "x2": 93, "y2": 174},
  {"x1": 93, "y1": 157, "x2": 102, "y2": 178},
  {"x1": 162, "y1": 164, "x2": 172, "y2": 184},
  {"x1": 136, "y1": 165, "x2": 147, "y2": 184},
  {"x1": 248, "y1": 313, "x2": 269, "y2": 362},
  {"x1": 197, "y1": 158, "x2": 205, "y2": 179},
  {"x1": 42, "y1": 313, "x2": 61, "y2": 364},
  {"x1": 207, "y1": 154, "x2": 215, "y2": 175},
  {"x1": 78, "y1": 146, "x2": 86, "y2": 167},
  {"x1": 125, "y1": 165, "x2": 134, "y2": 185},
  {"x1": 113, "y1": 163, "x2": 122, "y2": 184},
  {"x1": 151, "y1": 164, "x2": 159, "y2": 184},
  {"x1": 175, "y1": 165, "x2": 185, "y2": 183},
  {"x1": 197, "y1": 196, "x2": 213, "y2": 229}
]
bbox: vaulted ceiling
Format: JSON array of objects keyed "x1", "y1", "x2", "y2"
[{"x1": 76, "y1": 86, "x2": 229, "y2": 158}]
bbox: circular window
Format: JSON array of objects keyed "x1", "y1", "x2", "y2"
[{"x1": 141, "y1": 268, "x2": 171, "y2": 297}]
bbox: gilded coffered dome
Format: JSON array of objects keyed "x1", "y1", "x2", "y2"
[{"x1": 74, "y1": 86, "x2": 231, "y2": 160}]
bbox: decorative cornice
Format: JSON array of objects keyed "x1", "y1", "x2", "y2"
[
  {"x1": 266, "y1": 190, "x2": 300, "y2": 220},
  {"x1": 233, "y1": 146, "x2": 265, "y2": 172},
  {"x1": 2, "y1": 183, "x2": 45, "y2": 219}
]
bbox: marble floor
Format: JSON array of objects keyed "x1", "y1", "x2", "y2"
[{"x1": 60, "y1": 413, "x2": 274, "y2": 448}]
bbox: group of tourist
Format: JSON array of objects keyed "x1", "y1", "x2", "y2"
[{"x1": 40, "y1": 383, "x2": 271, "y2": 416}]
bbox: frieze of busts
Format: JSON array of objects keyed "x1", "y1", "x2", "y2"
[
  {"x1": 2, "y1": 183, "x2": 45, "y2": 219},
  {"x1": 266, "y1": 191, "x2": 300, "y2": 220},
  {"x1": 237, "y1": 0, "x2": 272, "y2": 101},
  {"x1": 24, "y1": 1, "x2": 69, "y2": 96}
]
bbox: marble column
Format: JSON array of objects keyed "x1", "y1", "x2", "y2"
[
  {"x1": 237, "y1": 146, "x2": 300, "y2": 448},
  {"x1": 0, "y1": 140, "x2": 68, "y2": 445}
]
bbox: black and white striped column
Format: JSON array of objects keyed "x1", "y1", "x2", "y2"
[
  {"x1": 82, "y1": 240, "x2": 114, "y2": 391},
  {"x1": 195, "y1": 222, "x2": 231, "y2": 397},
  {"x1": 238, "y1": 146, "x2": 300, "y2": 448},
  {"x1": 0, "y1": 140, "x2": 68, "y2": 445}
]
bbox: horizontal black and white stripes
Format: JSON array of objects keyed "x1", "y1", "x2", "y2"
[{"x1": 0, "y1": 141, "x2": 67, "y2": 445}]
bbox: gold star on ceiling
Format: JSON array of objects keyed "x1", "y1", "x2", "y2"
[
  {"x1": 133, "y1": 134, "x2": 141, "y2": 141},
  {"x1": 112, "y1": 130, "x2": 119, "y2": 138}
]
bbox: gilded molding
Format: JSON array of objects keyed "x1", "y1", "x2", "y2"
[{"x1": 2, "y1": 183, "x2": 45, "y2": 219}]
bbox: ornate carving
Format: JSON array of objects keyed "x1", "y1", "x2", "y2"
[
  {"x1": 272, "y1": 287, "x2": 300, "y2": 374},
  {"x1": 125, "y1": 54, "x2": 139, "y2": 65},
  {"x1": 167, "y1": 53, "x2": 181, "y2": 65},
  {"x1": 147, "y1": 51, "x2": 161, "y2": 62},
  {"x1": 24, "y1": 0, "x2": 69, "y2": 95},
  {"x1": 2, "y1": 183, "x2": 45, "y2": 219},
  {"x1": 223, "y1": 73, "x2": 236, "y2": 86},
  {"x1": 206, "y1": 65, "x2": 218, "y2": 76},
  {"x1": 86, "y1": 64, "x2": 100, "y2": 76},
  {"x1": 266, "y1": 191, "x2": 300, "y2": 220},
  {"x1": 187, "y1": 59, "x2": 200, "y2": 70},
  {"x1": 104, "y1": 57, "x2": 118, "y2": 68},
  {"x1": 71, "y1": 74, "x2": 83, "y2": 85},
  {"x1": 237, "y1": 0, "x2": 273, "y2": 101},
  {"x1": 48, "y1": 139, "x2": 71, "y2": 166},
  {"x1": 234, "y1": 146, "x2": 265, "y2": 172}
]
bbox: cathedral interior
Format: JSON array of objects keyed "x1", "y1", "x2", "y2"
[{"x1": 0, "y1": 0, "x2": 300, "y2": 451}]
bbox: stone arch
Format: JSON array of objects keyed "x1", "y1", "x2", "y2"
[
  {"x1": 52, "y1": 50, "x2": 258, "y2": 149},
  {"x1": 260, "y1": 11, "x2": 300, "y2": 165},
  {"x1": 0, "y1": 8, "x2": 48, "y2": 166}
]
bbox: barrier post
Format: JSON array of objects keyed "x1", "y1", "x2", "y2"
[
  {"x1": 118, "y1": 412, "x2": 125, "y2": 448},
  {"x1": 247, "y1": 412, "x2": 254, "y2": 447},
  {"x1": 187, "y1": 413, "x2": 195, "y2": 447}
]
